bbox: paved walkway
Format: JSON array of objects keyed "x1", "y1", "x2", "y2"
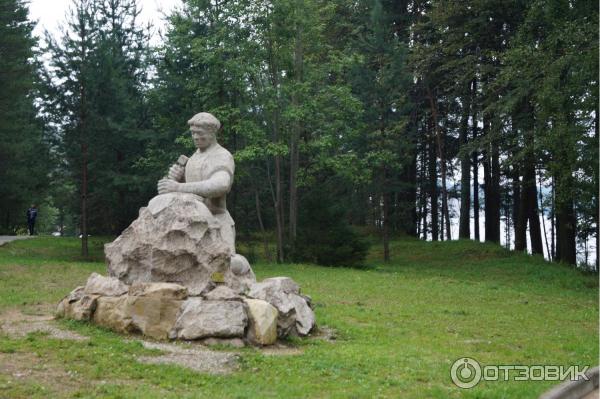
[{"x1": 0, "y1": 236, "x2": 34, "y2": 246}]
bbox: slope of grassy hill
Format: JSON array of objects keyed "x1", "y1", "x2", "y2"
[{"x1": 0, "y1": 237, "x2": 597, "y2": 398}]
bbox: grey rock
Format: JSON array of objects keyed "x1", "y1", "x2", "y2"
[
  {"x1": 247, "y1": 277, "x2": 315, "y2": 337},
  {"x1": 263, "y1": 277, "x2": 300, "y2": 294},
  {"x1": 57, "y1": 294, "x2": 98, "y2": 321},
  {"x1": 66, "y1": 286, "x2": 85, "y2": 302},
  {"x1": 230, "y1": 254, "x2": 250, "y2": 276},
  {"x1": 290, "y1": 294, "x2": 316, "y2": 336},
  {"x1": 171, "y1": 298, "x2": 247, "y2": 340},
  {"x1": 105, "y1": 193, "x2": 253, "y2": 296},
  {"x1": 200, "y1": 337, "x2": 246, "y2": 348},
  {"x1": 84, "y1": 273, "x2": 129, "y2": 296},
  {"x1": 203, "y1": 285, "x2": 241, "y2": 301}
]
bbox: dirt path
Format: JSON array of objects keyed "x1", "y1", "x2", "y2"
[{"x1": 0, "y1": 236, "x2": 34, "y2": 247}]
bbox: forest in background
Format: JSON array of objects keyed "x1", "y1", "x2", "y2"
[{"x1": 0, "y1": 0, "x2": 597, "y2": 269}]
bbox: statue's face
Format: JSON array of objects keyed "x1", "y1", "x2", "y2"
[{"x1": 190, "y1": 127, "x2": 214, "y2": 150}]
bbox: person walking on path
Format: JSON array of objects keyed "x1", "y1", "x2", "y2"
[{"x1": 26, "y1": 204, "x2": 38, "y2": 236}]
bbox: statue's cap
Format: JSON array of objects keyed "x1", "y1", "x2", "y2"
[{"x1": 187, "y1": 112, "x2": 221, "y2": 134}]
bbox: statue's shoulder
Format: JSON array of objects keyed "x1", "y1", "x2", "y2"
[
  {"x1": 208, "y1": 144, "x2": 234, "y2": 176},
  {"x1": 212, "y1": 144, "x2": 233, "y2": 160}
]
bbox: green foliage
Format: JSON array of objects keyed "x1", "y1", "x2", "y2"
[
  {"x1": 292, "y1": 186, "x2": 369, "y2": 268},
  {"x1": 0, "y1": 0, "x2": 50, "y2": 233},
  {"x1": 41, "y1": 0, "x2": 153, "y2": 236}
]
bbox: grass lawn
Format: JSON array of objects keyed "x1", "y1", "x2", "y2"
[{"x1": 0, "y1": 236, "x2": 597, "y2": 398}]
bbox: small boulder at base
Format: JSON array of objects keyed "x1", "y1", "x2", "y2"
[
  {"x1": 244, "y1": 298, "x2": 278, "y2": 345},
  {"x1": 128, "y1": 296, "x2": 183, "y2": 340},
  {"x1": 290, "y1": 294, "x2": 316, "y2": 336},
  {"x1": 170, "y1": 298, "x2": 247, "y2": 340},
  {"x1": 92, "y1": 296, "x2": 135, "y2": 333},
  {"x1": 247, "y1": 277, "x2": 316, "y2": 337},
  {"x1": 57, "y1": 294, "x2": 98, "y2": 321},
  {"x1": 84, "y1": 273, "x2": 129, "y2": 297}
]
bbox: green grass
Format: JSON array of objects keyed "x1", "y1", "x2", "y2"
[{"x1": 0, "y1": 236, "x2": 597, "y2": 398}]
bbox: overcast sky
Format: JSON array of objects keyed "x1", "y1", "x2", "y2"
[{"x1": 28, "y1": 0, "x2": 183, "y2": 44}]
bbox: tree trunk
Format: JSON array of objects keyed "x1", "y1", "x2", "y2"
[
  {"x1": 489, "y1": 129, "x2": 501, "y2": 242},
  {"x1": 539, "y1": 173, "x2": 551, "y2": 260},
  {"x1": 267, "y1": 35, "x2": 285, "y2": 263},
  {"x1": 551, "y1": 178, "x2": 555, "y2": 260},
  {"x1": 556, "y1": 194, "x2": 576, "y2": 264},
  {"x1": 419, "y1": 135, "x2": 428, "y2": 239},
  {"x1": 483, "y1": 117, "x2": 501, "y2": 243},
  {"x1": 595, "y1": 111, "x2": 599, "y2": 270},
  {"x1": 274, "y1": 155, "x2": 285, "y2": 263},
  {"x1": 428, "y1": 120, "x2": 438, "y2": 241},
  {"x1": 255, "y1": 189, "x2": 272, "y2": 262},
  {"x1": 288, "y1": 0, "x2": 304, "y2": 250},
  {"x1": 383, "y1": 184, "x2": 390, "y2": 261},
  {"x1": 472, "y1": 79, "x2": 480, "y2": 241},
  {"x1": 514, "y1": 172, "x2": 528, "y2": 252},
  {"x1": 81, "y1": 142, "x2": 89, "y2": 257},
  {"x1": 522, "y1": 109, "x2": 544, "y2": 255},
  {"x1": 405, "y1": 149, "x2": 418, "y2": 237},
  {"x1": 459, "y1": 91, "x2": 471, "y2": 239},
  {"x1": 426, "y1": 86, "x2": 449, "y2": 240}
]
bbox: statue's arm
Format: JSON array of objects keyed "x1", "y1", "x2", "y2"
[{"x1": 177, "y1": 170, "x2": 231, "y2": 198}]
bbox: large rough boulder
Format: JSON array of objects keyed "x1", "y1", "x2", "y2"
[
  {"x1": 247, "y1": 277, "x2": 316, "y2": 337},
  {"x1": 105, "y1": 193, "x2": 255, "y2": 295}
]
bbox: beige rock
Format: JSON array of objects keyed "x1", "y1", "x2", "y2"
[
  {"x1": 171, "y1": 298, "x2": 247, "y2": 340},
  {"x1": 128, "y1": 297, "x2": 183, "y2": 340},
  {"x1": 84, "y1": 273, "x2": 129, "y2": 296},
  {"x1": 92, "y1": 296, "x2": 135, "y2": 333},
  {"x1": 129, "y1": 282, "x2": 188, "y2": 300},
  {"x1": 244, "y1": 299, "x2": 278, "y2": 345}
]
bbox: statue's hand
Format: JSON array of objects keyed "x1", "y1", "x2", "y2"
[
  {"x1": 157, "y1": 178, "x2": 181, "y2": 195},
  {"x1": 168, "y1": 163, "x2": 184, "y2": 181}
]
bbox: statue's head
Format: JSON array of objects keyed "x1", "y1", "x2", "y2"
[{"x1": 187, "y1": 112, "x2": 221, "y2": 150}]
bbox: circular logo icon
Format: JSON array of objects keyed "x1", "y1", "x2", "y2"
[{"x1": 451, "y1": 357, "x2": 482, "y2": 389}]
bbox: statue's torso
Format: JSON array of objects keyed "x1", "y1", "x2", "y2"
[{"x1": 184, "y1": 144, "x2": 234, "y2": 215}]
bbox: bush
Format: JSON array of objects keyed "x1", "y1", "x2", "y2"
[{"x1": 291, "y1": 187, "x2": 369, "y2": 268}]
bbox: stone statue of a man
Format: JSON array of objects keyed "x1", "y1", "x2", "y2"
[{"x1": 157, "y1": 112, "x2": 236, "y2": 253}]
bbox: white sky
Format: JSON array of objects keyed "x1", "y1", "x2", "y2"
[{"x1": 28, "y1": 0, "x2": 183, "y2": 44}]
